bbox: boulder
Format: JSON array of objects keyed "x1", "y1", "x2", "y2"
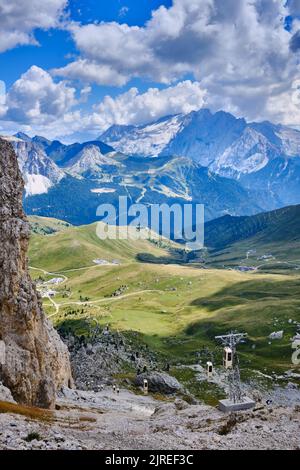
[
  {"x1": 174, "y1": 398, "x2": 189, "y2": 410},
  {"x1": 135, "y1": 372, "x2": 182, "y2": 394},
  {"x1": 0, "y1": 381, "x2": 16, "y2": 403}
]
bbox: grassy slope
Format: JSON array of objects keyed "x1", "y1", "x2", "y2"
[
  {"x1": 204, "y1": 205, "x2": 300, "y2": 270},
  {"x1": 29, "y1": 222, "x2": 178, "y2": 271},
  {"x1": 28, "y1": 217, "x2": 300, "y2": 374},
  {"x1": 28, "y1": 216, "x2": 72, "y2": 235}
]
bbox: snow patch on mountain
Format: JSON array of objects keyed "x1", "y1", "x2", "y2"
[
  {"x1": 99, "y1": 115, "x2": 185, "y2": 157},
  {"x1": 90, "y1": 188, "x2": 116, "y2": 194},
  {"x1": 1, "y1": 135, "x2": 65, "y2": 196},
  {"x1": 25, "y1": 174, "x2": 53, "y2": 196}
]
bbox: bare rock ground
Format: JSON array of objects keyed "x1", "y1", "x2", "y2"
[{"x1": 0, "y1": 387, "x2": 299, "y2": 450}]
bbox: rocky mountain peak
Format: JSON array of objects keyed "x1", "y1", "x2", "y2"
[
  {"x1": 0, "y1": 138, "x2": 73, "y2": 408},
  {"x1": 66, "y1": 144, "x2": 119, "y2": 177}
]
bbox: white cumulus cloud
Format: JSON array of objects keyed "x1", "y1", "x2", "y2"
[
  {"x1": 92, "y1": 80, "x2": 206, "y2": 129},
  {"x1": 0, "y1": 66, "x2": 77, "y2": 125},
  {"x1": 53, "y1": 59, "x2": 128, "y2": 86},
  {"x1": 0, "y1": 0, "x2": 67, "y2": 52}
]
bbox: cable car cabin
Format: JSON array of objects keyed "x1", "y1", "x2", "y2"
[
  {"x1": 206, "y1": 361, "x2": 213, "y2": 378},
  {"x1": 223, "y1": 347, "x2": 233, "y2": 369},
  {"x1": 143, "y1": 379, "x2": 149, "y2": 395}
]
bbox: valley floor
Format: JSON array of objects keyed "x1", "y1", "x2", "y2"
[{"x1": 0, "y1": 388, "x2": 299, "y2": 450}]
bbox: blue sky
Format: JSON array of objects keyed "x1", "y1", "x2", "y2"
[{"x1": 0, "y1": 0, "x2": 299, "y2": 142}]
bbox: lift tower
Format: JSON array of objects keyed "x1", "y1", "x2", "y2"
[{"x1": 215, "y1": 332, "x2": 255, "y2": 412}]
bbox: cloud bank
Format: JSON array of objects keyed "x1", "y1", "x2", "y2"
[
  {"x1": 1, "y1": 0, "x2": 300, "y2": 139},
  {"x1": 52, "y1": 0, "x2": 300, "y2": 126},
  {"x1": 0, "y1": 72, "x2": 205, "y2": 140}
]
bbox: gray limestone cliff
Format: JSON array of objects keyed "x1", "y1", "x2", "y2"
[{"x1": 0, "y1": 138, "x2": 73, "y2": 408}]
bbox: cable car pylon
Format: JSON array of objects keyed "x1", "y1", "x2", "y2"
[{"x1": 215, "y1": 332, "x2": 255, "y2": 412}]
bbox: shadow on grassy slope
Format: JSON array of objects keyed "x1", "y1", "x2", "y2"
[
  {"x1": 136, "y1": 250, "x2": 205, "y2": 265},
  {"x1": 190, "y1": 277, "x2": 300, "y2": 311},
  {"x1": 185, "y1": 277, "x2": 300, "y2": 371}
]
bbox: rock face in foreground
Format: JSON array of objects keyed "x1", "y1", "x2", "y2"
[{"x1": 0, "y1": 138, "x2": 73, "y2": 408}]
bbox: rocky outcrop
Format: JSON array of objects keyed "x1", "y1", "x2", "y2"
[{"x1": 0, "y1": 138, "x2": 73, "y2": 408}]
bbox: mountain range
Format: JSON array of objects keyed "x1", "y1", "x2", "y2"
[
  {"x1": 100, "y1": 109, "x2": 300, "y2": 208},
  {"x1": 1, "y1": 108, "x2": 300, "y2": 227}
]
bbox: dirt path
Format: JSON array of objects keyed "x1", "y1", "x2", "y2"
[
  {"x1": 48, "y1": 289, "x2": 163, "y2": 318},
  {"x1": 30, "y1": 263, "x2": 117, "y2": 277},
  {"x1": 29, "y1": 266, "x2": 69, "y2": 282},
  {"x1": 46, "y1": 295, "x2": 60, "y2": 315}
]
